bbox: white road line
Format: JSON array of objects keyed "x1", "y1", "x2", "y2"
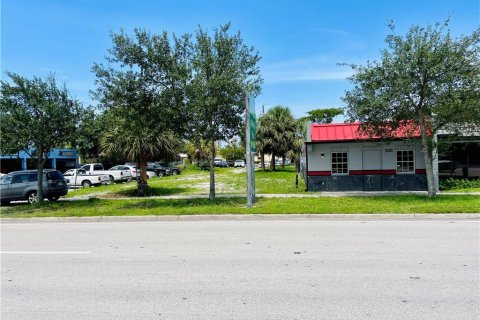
[{"x1": 1, "y1": 251, "x2": 91, "y2": 254}]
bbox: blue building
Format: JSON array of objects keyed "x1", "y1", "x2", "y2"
[{"x1": 0, "y1": 148, "x2": 79, "y2": 174}]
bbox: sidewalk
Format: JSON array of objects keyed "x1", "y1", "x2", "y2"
[{"x1": 63, "y1": 191, "x2": 480, "y2": 201}]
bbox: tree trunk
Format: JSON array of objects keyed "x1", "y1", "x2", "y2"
[
  {"x1": 282, "y1": 157, "x2": 286, "y2": 169},
  {"x1": 418, "y1": 114, "x2": 436, "y2": 198},
  {"x1": 260, "y1": 151, "x2": 265, "y2": 171},
  {"x1": 209, "y1": 139, "x2": 216, "y2": 201},
  {"x1": 139, "y1": 157, "x2": 148, "y2": 185},
  {"x1": 36, "y1": 152, "x2": 47, "y2": 203},
  {"x1": 137, "y1": 156, "x2": 149, "y2": 196},
  {"x1": 270, "y1": 152, "x2": 276, "y2": 171}
]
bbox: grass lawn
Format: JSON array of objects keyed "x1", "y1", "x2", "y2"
[
  {"x1": 65, "y1": 165, "x2": 306, "y2": 198},
  {"x1": 1, "y1": 195, "x2": 479, "y2": 218},
  {"x1": 442, "y1": 187, "x2": 480, "y2": 193}
]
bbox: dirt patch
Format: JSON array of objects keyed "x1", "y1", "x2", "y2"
[
  {"x1": 173, "y1": 174, "x2": 208, "y2": 181},
  {"x1": 195, "y1": 182, "x2": 239, "y2": 193}
]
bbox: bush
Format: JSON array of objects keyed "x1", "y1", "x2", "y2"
[
  {"x1": 440, "y1": 178, "x2": 480, "y2": 190},
  {"x1": 197, "y1": 160, "x2": 210, "y2": 171}
]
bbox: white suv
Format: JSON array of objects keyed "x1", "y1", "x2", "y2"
[{"x1": 234, "y1": 160, "x2": 245, "y2": 168}]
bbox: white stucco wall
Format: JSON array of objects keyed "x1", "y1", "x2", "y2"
[{"x1": 306, "y1": 140, "x2": 425, "y2": 172}]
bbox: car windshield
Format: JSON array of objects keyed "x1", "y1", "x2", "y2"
[{"x1": 46, "y1": 171, "x2": 64, "y2": 180}]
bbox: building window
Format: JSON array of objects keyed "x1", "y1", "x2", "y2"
[
  {"x1": 331, "y1": 152, "x2": 348, "y2": 175},
  {"x1": 397, "y1": 150, "x2": 414, "y2": 173}
]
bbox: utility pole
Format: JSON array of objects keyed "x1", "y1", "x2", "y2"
[{"x1": 245, "y1": 93, "x2": 256, "y2": 207}]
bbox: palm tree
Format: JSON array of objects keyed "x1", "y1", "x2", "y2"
[
  {"x1": 256, "y1": 115, "x2": 272, "y2": 171},
  {"x1": 100, "y1": 116, "x2": 180, "y2": 193},
  {"x1": 256, "y1": 106, "x2": 297, "y2": 171}
]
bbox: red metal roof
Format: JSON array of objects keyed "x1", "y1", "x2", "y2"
[{"x1": 310, "y1": 122, "x2": 422, "y2": 142}]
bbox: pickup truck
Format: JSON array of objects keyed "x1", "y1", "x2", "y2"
[
  {"x1": 79, "y1": 163, "x2": 132, "y2": 183},
  {"x1": 63, "y1": 169, "x2": 110, "y2": 188}
]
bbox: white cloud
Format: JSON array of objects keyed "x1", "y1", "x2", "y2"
[{"x1": 261, "y1": 55, "x2": 354, "y2": 83}]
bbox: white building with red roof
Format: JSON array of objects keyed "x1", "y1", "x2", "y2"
[{"x1": 301, "y1": 122, "x2": 429, "y2": 191}]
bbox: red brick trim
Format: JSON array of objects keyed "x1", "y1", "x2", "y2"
[{"x1": 307, "y1": 171, "x2": 331, "y2": 176}]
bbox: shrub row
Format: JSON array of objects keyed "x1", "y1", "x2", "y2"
[{"x1": 440, "y1": 178, "x2": 480, "y2": 190}]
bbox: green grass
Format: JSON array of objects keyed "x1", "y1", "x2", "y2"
[
  {"x1": 2, "y1": 195, "x2": 479, "y2": 218},
  {"x1": 65, "y1": 166, "x2": 306, "y2": 198},
  {"x1": 443, "y1": 187, "x2": 480, "y2": 193}
]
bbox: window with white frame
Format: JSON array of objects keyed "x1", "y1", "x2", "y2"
[
  {"x1": 396, "y1": 150, "x2": 414, "y2": 173},
  {"x1": 331, "y1": 152, "x2": 348, "y2": 174}
]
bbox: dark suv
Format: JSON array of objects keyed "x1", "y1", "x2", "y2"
[
  {"x1": 0, "y1": 170, "x2": 68, "y2": 205},
  {"x1": 155, "y1": 162, "x2": 182, "y2": 175},
  {"x1": 146, "y1": 163, "x2": 169, "y2": 177}
]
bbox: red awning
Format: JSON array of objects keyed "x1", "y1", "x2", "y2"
[{"x1": 310, "y1": 122, "x2": 422, "y2": 142}]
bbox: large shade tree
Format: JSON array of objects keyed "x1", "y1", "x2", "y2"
[
  {"x1": 343, "y1": 21, "x2": 480, "y2": 197},
  {"x1": 73, "y1": 107, "x2": 107, "y2": 162},
  {"x1": 188, "y1": 23, "x2": 262, "y2": 200},
  {"x1": 0, "y1": 73, "x2": 81, "y2": 203},
  {"x1": 92, "y1": 29, "x2": 190, "y2": 194},
  {"x1": 297, "y1": 107, "x2": 344, "y2": 144},
  {"x1": 300, "y1": 108, "x2": 344, "y2": 124}
]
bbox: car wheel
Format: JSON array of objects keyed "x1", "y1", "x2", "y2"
[
  {"x1": 109, "y1": 176, "x2": 115, "y2": 184},
  {"x1": 172, "y1": 170, "x2": 178, "y2": 176},
  {"x1": 48, "y1": 196, "x2": 60, "y2": 202},
  {"x1": 27, "y1": 191, "x2": 38, "y2": 204},
  {"x1": 1, "y1": 200, "x2": 10, "y2": 206},
  {"x1": 158, "y1": 171, "x2": 165, "y2": 177},
  {"x1": 127, "y1": 176, "x2": 132, "y2": 182},
  {"x1": 82, "y1": 180, "x2": 92, "y2": 188}
]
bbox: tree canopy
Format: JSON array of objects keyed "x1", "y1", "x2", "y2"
[
  {"x1": 300, "y1": 108, "x2": 343, "y2": 124},
  {"x1": 343, "y1": 20, "x2": 480, "y2": 197},
  {"x1": 92, "y1": 29, "x2": 190, "y2": 193},
  {"x1": 188, "y1": 23, "x2": 263, "y2": 200},
  {"x1": 0, "y1": 72, "x2": 82, "y2": 202}
]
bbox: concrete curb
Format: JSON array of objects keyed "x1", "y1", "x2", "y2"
[{"x1": 1, "y1": 213, "x2": 479, "y2": 223}]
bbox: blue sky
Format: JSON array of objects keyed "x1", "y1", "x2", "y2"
[{"x1": 1, "y1": 0, "x2": 479, "y2": 119}]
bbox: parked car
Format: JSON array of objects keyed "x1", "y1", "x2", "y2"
[
  {"x1": 79, "y1": 163, "x2": 132, "y2": 183},
  {"x1": 108, "y1": 165, "x2": 135, "y2": 182},
  {"x1": 227, "y1": 160, "x2": 234, "y2": 167},
  {"x1": 156, "y1": 162, "x2": 182, "y2": 175},
  {"x1": 213, "y1": 157, "x2": 223, "y2": 166},
  {"x1": 234, "y1": 159, "x2": 245, "y2": 168},
  {"x1": 217, "y1": 161, "x2": 229, "y2": 168},
  {"x1": 63, "y1": 169, "x2": 109, "y2": 188},
  {"x1": 123, "y1": 165, "x2": 156, "y2": 179},
  {"x1": 147, "y1": 163, "x2": 169, "y2": 177},
  {"x1": 0, "y1": 170, "x2": 68, "y2": 205}
]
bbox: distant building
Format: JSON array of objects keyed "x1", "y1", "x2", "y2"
[{"x1": 0, "y1": 149, "x2": 79, "y2": 174}]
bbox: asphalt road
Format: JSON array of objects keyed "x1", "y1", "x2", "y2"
[{"x1": 1, "y1": 219, "x2": 479, "y2": 320}]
